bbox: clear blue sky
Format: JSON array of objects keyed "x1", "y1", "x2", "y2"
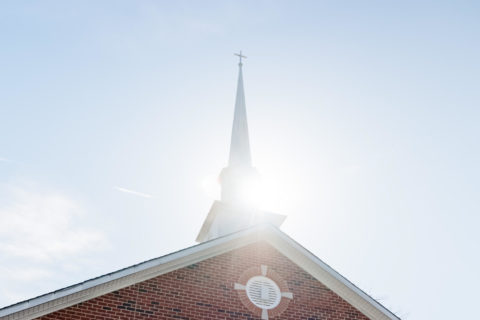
[{"x1": 1, "y1": 1, "x2": 479, "y2": 318}]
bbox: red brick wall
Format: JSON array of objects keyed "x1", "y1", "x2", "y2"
[{"x1": 38, "y1": 241, "x2": 369, "y2": 319}]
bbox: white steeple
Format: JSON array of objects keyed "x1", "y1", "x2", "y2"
[
  {"x1": 196, "y1": 53, "x2": 285, "y2": 243},
  {"x1": 220, "y1": 53, "x2": 259, "y2": 207},
  {"x1": 228, "y1": 52, "x2": 252, "y2": 167}
]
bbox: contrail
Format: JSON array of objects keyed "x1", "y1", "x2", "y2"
[{"x1": 113, "y1": 186, "x2": 153, "y2": 198}]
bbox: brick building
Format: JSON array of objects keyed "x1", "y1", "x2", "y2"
[{"x1": 0, "y1": 55, "x2": 399, "y2": 320}]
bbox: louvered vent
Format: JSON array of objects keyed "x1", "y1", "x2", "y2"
[{"x1": 245, "y1": 276, "x2": 281, "y2": 309}]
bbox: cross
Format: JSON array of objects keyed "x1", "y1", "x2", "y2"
[{"x1": 234, "y1": 51, "x2": 247, "y2": 64}]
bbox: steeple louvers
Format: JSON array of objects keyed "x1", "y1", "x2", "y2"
[{"x1": 228, "y1": 62, "x2": 252, "y2": 167}]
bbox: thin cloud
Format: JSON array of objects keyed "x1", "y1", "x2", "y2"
[
  {"x1": 114, "y1": 186, "x2": 153, "y2": 198},
  {"x1": 0, "y1": 157, "x2": 10, "y2": 162},
  {"x1": 0, "y1": 183, "x2": 109, "y2": 307},
  {"x1": 0, "y1": 185, "x2": 108, "y2": 261}
]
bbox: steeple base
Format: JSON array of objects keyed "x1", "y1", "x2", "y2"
[{"x1": 196, "y1": 201, "x2": 286, "y2": 242}]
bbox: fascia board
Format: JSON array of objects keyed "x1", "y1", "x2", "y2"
[
  {"x1": 1, "y1": 224, "x2": 399, "y2": 320},
  {"x1": 0, "y1": 226, "x2": 264, "y2": 320},
  {"x1": 262, "y1": 226, "x2": 400, "y2": 320}
]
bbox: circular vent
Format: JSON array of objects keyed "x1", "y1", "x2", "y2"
[{"x1": 245, "y1": 276, "x2": 281, "y2": 309}]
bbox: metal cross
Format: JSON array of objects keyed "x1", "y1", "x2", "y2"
[{"x1": 234, "y1": 51, "x2": 247, "y2": 64}]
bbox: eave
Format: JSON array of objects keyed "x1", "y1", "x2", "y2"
[{"x1": 0, "y1": 224, "x2": 399, "y2": 320}]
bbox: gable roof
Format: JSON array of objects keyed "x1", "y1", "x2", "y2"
[{"x1": 0, "y1": 225, "x2": 400, "y2": 320}]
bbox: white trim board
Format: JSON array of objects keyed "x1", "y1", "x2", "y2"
[{"x1": 0, "y1": 225, "x2": 399, "y2": 320}]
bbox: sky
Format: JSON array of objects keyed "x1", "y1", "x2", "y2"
[{"x1": 1, "y1": 1, "x2": 479, "y2": 318}]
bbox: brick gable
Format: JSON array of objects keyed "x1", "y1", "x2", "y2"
[{"x1": 38, "y1": 241, "x2": 369, "y2": 320}]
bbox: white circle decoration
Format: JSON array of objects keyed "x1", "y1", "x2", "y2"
[
  {"x1": 235, "y1": 265, "x2": 293, "y2": 319},
  {"x1": 245, "y1": 275, "x2": 281, "y2": 310}
]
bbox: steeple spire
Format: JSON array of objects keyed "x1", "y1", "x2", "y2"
[
  {"x1": 195, "y1": 54, "x2": 286, "y2": 243},
  {"x1": 229, "y1": 52, "x2": 252, "y2": 167}
]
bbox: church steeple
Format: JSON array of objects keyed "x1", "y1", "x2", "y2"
[
  {"x1": 229, "y1": 51, "x2": 252, "y2": 167},
  {"x1": 196, "y1": 53, "x2": 286, "y2": 243},
  {"x1": 220, "y1": 53, "x2": 259, "y2": 206}
]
